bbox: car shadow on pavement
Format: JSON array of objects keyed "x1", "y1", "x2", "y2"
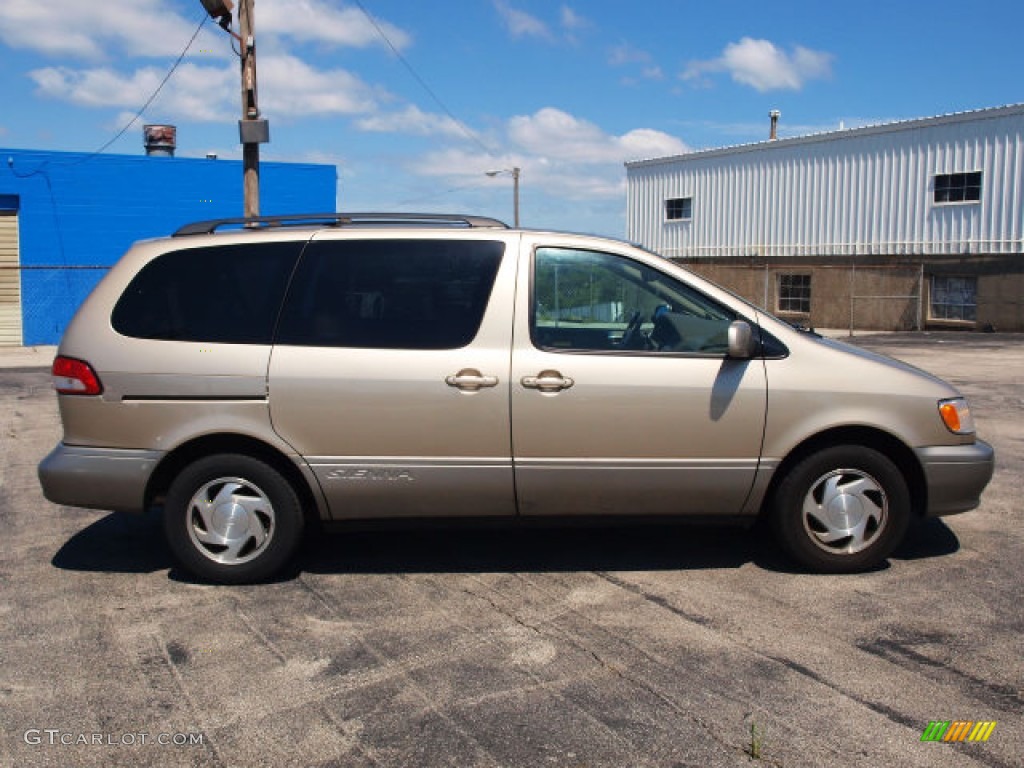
[
  {"x1": 296, "y1": 523, "x2": 763, "y2": 577},
  {"x1": 292, "y1": 515, "x2": 961, "y2": 579},
  {"x1": 51, "y1": 511, "x2": 961, "y2": 581},
  {"x1": 51, "y1": 508, "x2": 174, "y2": 574},
  {"x1": 891, "y1": 516, "x2": 962, "y2": 561}
]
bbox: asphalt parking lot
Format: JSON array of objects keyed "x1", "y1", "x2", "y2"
[{"x1": 0, "y1": 333, "x2": 1021, "y2": 768}]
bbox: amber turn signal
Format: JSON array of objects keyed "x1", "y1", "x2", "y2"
[{"x1": 938, "y1": 398, "x2": 974, "y2": 435}]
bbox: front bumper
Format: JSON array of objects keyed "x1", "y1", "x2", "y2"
[
  {"x1": 38, "y1": 443, "x2": 164, "y2": 513},
  {"x1": 916, "y1": 440, "x2": 995, "y2": 517}
]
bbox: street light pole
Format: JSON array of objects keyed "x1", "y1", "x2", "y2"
[
  {"x1": 485, "y1": 166, "x2": 520, "y2": 227},
  {"x1": 511, "y1": 166, "x2": 520, "y2": 228}
]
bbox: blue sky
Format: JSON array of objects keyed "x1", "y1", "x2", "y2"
[{"x1": 1, "y1": 0, "x2": 1021, "y2": 236}]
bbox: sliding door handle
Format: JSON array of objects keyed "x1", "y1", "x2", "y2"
[
  {"x1": 445, "y1": 369, "x2": 499, "y2": 392},
  {"x1": 521, "y1": 370, "x2": 574, "y2": 392}
]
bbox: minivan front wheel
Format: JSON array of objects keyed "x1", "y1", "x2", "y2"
[
  {"x1": 771, "y1": 445, "x2": 910, "y2": 573},
  {"x1": 164, "y1": 454, "x2": 304, "y2": 584}
]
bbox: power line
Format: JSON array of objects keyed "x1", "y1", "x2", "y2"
[
  {"x1": 80, "y1": 13, "x2": 210, "y2": 162},
  {"x1": 392, "y1": 179, "x2": 496, "y2": 209},
  {"x1": 7, "y1": 11, "x2": 210, "y2": 291},
  {"x1": 351, "y1": 0, "x2": 498, "y2": 158},
  {"x1": 10, "y1": 11, "x2": 209, "y2": 179}
]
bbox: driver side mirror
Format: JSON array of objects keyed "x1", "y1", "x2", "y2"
[{"x1": 727, "y1": 320, "x2": 758, "y2": 359}]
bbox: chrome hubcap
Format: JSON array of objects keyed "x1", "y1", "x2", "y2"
[
  {"x1": 802, "y1": 468, "x2": 887, "y2": 555},
  {"x1": 186, "y1": 477, "x2": 275, "y2": 565}
]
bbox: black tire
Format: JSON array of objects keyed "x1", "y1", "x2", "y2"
[
  {"x1": 770, "y1": 445, "x2": 910, "y2": 573},
  {"x1": 163, "y1": 454, "x2": 304, "y2": 584}
]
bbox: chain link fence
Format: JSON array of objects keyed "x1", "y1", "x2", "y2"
[
  {"x1": 675, "y1": 254, "x2": 1024, "y2": 334},
  {"x1": 1, "y1": 265, "x2": 111, "y2": 346},
  {"x1": 672, "y1": 258, "x2": 923, "y2": 334}
]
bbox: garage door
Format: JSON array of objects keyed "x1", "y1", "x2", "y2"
[{"x1": 0, "y1": 211, "x2": 22, "y2": 346}]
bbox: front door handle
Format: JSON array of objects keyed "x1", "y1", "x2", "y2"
[
  {"x1": 521, "y1": 370, "x2": 574, "y2": 392},
  {"x1": 445, "y1": 368, "x2": 499, "y2": 392}
]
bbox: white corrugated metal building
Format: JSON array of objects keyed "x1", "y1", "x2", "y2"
[{"x1": 625, "y1": 104, "x2": 1024, "y2": 331}]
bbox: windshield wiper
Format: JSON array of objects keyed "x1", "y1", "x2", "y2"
[{"x1": 788, "y1": 321, "x2": 821, "y2": 337}]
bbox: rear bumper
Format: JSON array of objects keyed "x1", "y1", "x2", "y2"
[
  {"x1": 38, "y1": 443, "x2": 164, "y2": 513},
  {"x1": 916, "y1": 440, "x2": 995, "y2": 517}
]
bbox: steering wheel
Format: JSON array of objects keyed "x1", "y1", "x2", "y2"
[{"x1": 619, "y1": 310, "x2": 644, "y2": 349}]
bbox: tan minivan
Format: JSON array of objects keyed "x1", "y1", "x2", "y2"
[{"x1": 39, "y1": 213, "x2": 994, "y2": 583}]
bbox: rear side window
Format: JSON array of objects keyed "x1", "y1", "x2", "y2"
[
  {"x1": 276, "y1": 239, "x2": 503, "y2": 349},
  {"x1": 112, "y1": 243, "x2": 302, "y2": 343}
]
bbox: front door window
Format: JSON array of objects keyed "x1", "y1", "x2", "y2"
[{"x1": 532, "y1": 247, "x2": 736, "y2": 354}]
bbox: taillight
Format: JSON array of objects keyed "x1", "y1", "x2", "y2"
[{"x1": 52, "y1": 356, "x2": 103, "y2": 396}]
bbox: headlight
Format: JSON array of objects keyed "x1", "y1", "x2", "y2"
[{"x1": 938, "y1": 397, "x2": 975, "y2": 435}]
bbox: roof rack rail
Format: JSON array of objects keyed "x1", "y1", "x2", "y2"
[{"x1": 173, "y1": 212, "x2": 508, "y2": 237}]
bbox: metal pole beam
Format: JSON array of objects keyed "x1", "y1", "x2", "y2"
[
  {"x1": 849, "y1": 261, "x2": 856, "y2": 337},
  {"x1": 512, "y1": 167, "x2": 520, "y2": 227}
]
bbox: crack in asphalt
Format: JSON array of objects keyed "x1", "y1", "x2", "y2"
[
  {"x1": 856, "y1": 637, "x2": 1024, "y2": 711},
  {"x1": 766, "y1": 654, "x2": 1017, "y2": 768},
  {"x1": 457, "y1": 579, "x2": 666, "y2": 768},
  {"x1": 153, "y1": 633, "x2": 226, "y2": 768},
  {"x1": 589, "y1": 571, "x2": 1016, "y2": 768},
  {"x1": 596, "y1": 572, "x2": 716, "y2": 627},
  {"x1": 459, "y1": 575, "x2": 764, "y2": 767},
  {"x1": 296, "y1": 574, "x2": 506, "y2": 768}
]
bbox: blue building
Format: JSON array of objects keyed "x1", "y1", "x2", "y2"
[{"x1": 0, "y1": 147, "x2": 336, "y2": 346}]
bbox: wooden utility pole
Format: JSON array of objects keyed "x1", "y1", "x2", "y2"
[
  {"x1": 201, "y1": 0, "x2": 267, "y2": 216},
  {"x1": 238, "y1": 0, "x2": 264, "y2": 218}
]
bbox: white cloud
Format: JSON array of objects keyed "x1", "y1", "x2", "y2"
[
  {"x1": 260, "y1": 54, "x2": 379, "y2": 117},
  {"x1": 493, "y1": 3, "x2": 590, "y2": 44},
  {"x1": 617, "y1": 128, "x2": 687, "y2": 159},
  {"x1": 0, "y1": 0, "x2": 222, "y2": 59},
  {"x1": 259, "y1": 0, "x2": 410, "y2": 50},
  {"x1": 30, "y1": 64, "x2": 235, "y2": 122},
  {"x1": 0, "y1": 0, "x2": 409, "y2": 59},
  {"x1": 508, "y1": 108, "x2": 687, "y2": 164},
  {"x1": 560, "y1": 6, "x2": 588, "y2": 32},
  {"x1": 30, "y1": 54, "x2": 380, "y2": 123},
  {"x1": 414, "y1": 147, "x2": 624, "y2": 204},
  {"x1": 609, "y1": 43, "x2": 664, "y2": 84},
  {"x1": 356, "y1": 106, "x2": 466, "y2": 138},
  {"x1": 508, "y1": 108, "x2": 606, "y2": 161},
  {"x1": 411, "y1": 108, "x2": 687, "y2": 204},
  {"x1": 15, "y1": 2, "x2": 392, "y2": 126},
  {"x1": 412, "y1": 147, "x2": 505, "y2": 179},
  {"x1": 560, "y1": 6, "x2": 590, "y2": 44},
  {"x1": 494, "y1": 1, "x2": 552, "y2": 40},
  {"x1": 609, "y1": 42, "x2": 652, "y2": 67},
  {"x1": 683, "y1": 37, "x2": 833, "y2": 92}
]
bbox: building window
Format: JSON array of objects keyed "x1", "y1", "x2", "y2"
[
  {"x1": 665, "y1": 197, "x2": 692, "y2": 221},
  {"x1": 777, "y1": 274, "x2": 811, "y2": 314},
  {"x1": 930, "y1": 275, "x2": 977, "y2": 322},
  {"x1": 934, "y1": 171, "x2": 981, "y2": 204}
]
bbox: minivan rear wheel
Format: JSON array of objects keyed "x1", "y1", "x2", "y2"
[
  {"x1": 163, "y1": 454, "x2": 304, "y2": 584},
  {"x1": 770, "y1": 445, "x2": 910, "y2": 573}
]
